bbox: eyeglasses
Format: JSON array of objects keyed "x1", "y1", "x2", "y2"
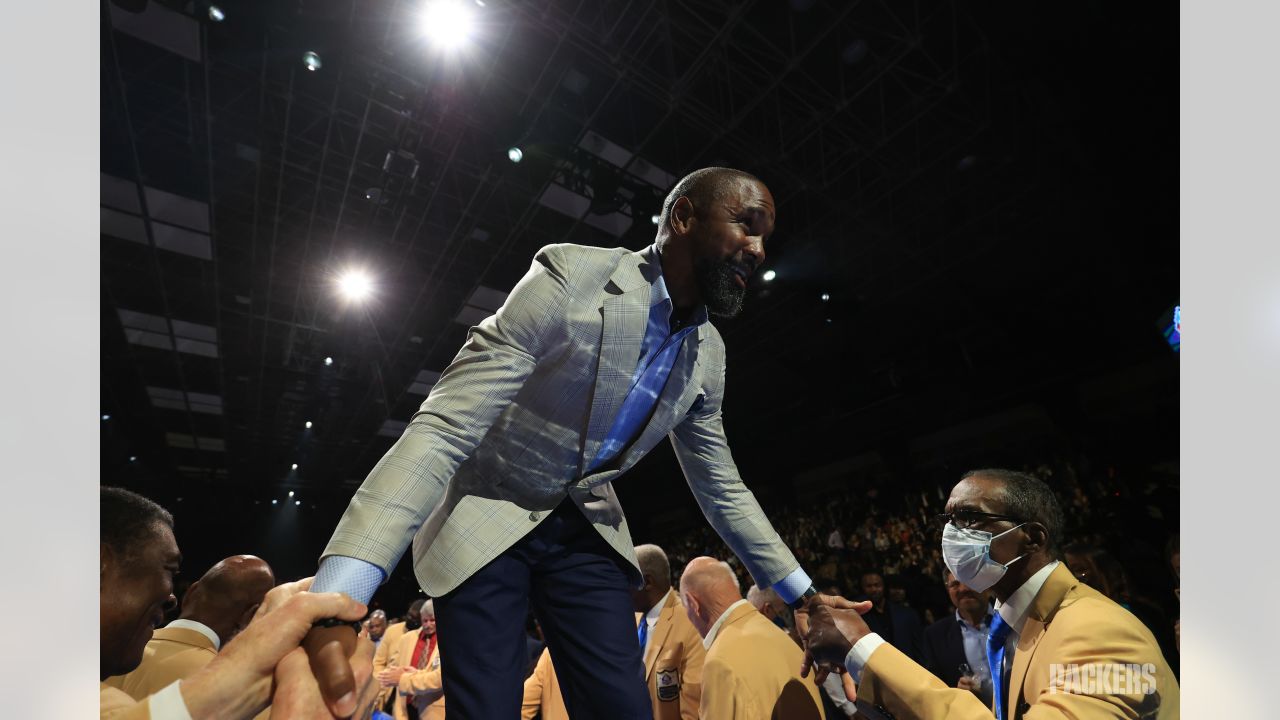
[{"x1": 935, "y1": 510, "x2": 1024, "y2": 530}]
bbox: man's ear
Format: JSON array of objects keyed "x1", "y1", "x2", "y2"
[
  {"x1": 1023, "y1": 523, "x2": 1049, "y2": 554},
  {"x1": 180, "y1": 580, "x2": 200, "y2": 608},
  {"x1": 670, "y1": 196, "x2": 696, "y2": 237}
]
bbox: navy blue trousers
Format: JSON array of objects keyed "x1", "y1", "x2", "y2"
[{"x1": 433, "y1": 500, "x2": 653, "y2": 719}]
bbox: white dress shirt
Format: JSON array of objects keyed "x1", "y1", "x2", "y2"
[
  {"x1": 843, "y1": 561, "x2": 1061, "y2": 683},
  {"x1": 702, "y1": 599, "x2": 751, "y2": 650},
  {"x1": 165, "y1": 618, "x2": 222, "y2": 651},
  {"x1": 641, "y1": 593, "x2": 667, "y2": 654}
]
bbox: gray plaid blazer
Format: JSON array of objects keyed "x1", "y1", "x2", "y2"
[{"x1": 322, "y1": 243, "x2": 799, "y2": 597}]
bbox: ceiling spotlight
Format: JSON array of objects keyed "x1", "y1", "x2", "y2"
[
  {"x1": 101, "y1": 414, "x2": 110, "y2": 421},
  {"x1": 324, "y1": 356, "x2": 334, "y2": 366},
  {"x1": 507, "y1": 147, "x2": 523, "y2": 163},
  {"x1": 288, "y1": 491, "x2": 295, "y2": 498},
  {"x1": 305, "y1": 421, "x2": 313, "y2": 429},
  {"x1": 337, "y1": 269, "x2": 373, "y2": 301},
  {"x1": 650, "y1": 214, "x2": 661, "y2": 225},
  {"x1": 762, "y1": 270, "x2": 777, "y2": 282},
  {"x1": 422, "y1": 0, "x2": 477, "y2": 50},
  {"x1": 295, "y1": 500, "x2": 302, "y2": 506},
  {"x1": 272, "y1": 499, "x2": 279, "y2": 505},
  {"x1": 821, "y1": 292, "x2": 830, "y2": 302},
  {"x1": 129, "y1": 456, "x2": 137, "y2": 462},
  {"x1": 303, "y1": 51, "x2": 322, "y2": 72},
  {"x1": 208, "y1": 5, "x2": 225, "y2": 22},
  {"x1": 291, "y1": 463, "x2": 298, "y2": 470}
]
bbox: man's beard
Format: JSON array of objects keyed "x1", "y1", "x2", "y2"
[{"x1": 693, "y1": 255, "x2": 749, "y2": 319}]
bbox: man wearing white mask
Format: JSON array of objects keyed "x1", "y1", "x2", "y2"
[{"x1": 798, "y1": 469, "x2": 1179, "y2": 720}]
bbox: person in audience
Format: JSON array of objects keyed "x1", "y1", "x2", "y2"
[
  {"x1": 371, "y1": 599, "x2": 425, "y2": 716},
  {"x1": 680, "y1": 557, "x2": 824, "y2": 720},
  {"x1": 378, "y1": 600, "x2": 444, "y2": 720},
  {"x1": 521, "y1": 647, "x2": 569, "y2": 720},
  {"x1": 366, "y1": 610, "x2": 388, "y2": 650},
  {"x1": 921, "y1": 570, "x2": 994, "y2": 708},
  {"x1": 631, "y1": 544, "x2": 706, "y2": 720},
  {"x1": 858, "y1": 571, "x2": 924, "y2": 663},
  {"x1": 106, "y1": 554, "x2": 276, "y2": 701},
  {"x1": 100, "y1": 486, "x2": 373, "y2": 719},
  {"x1": 798, "y1": 469, "x2": 1180, "y2": 720}
]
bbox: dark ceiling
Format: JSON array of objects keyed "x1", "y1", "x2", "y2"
[{"x1": 101, "y1": 0, "x2": 1177, "y2": 597}]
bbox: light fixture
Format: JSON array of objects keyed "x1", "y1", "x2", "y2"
[
  {"x1": 422, "y1": 1, "x2": 477, "y2": 50},
  {"x1": 129, "y1": 456, "x2": 137, "y2": 462},
  {"x1": 650, "y1": 214, "x2": 661, "y2": 225},
  {"x1": 291, "y1": 463, "x2": 298, "y2": 470},
  {"x1": 208, "y1": 5, "x2": 225, "y2": 22},
  {"x1": 305, "y1": 421, "x2": 313, "y2": 429},
  {"x1": 303, "y1": 51, "x2": 322, "y2": 72},
  {"x1": 507, "y1": 147, "x2": 523, "y2": 163},
  {"x1": 295, "y1": 500, "x2": 302, "y2": 507},
  {"x1": 337, "y1": 269, "x2": 373, "y2": 301},
  {"x1": 272, "y1": 499, "x2": 279, "y2": 505},
  {"x1": 821, "y1": 292, "x2": 830, "y2": 302},
  {"x1": 762, "y1": 270, "x2": 777, "y2": 282},
  {"x1": 324, "y1": 356, "x2": 334, "y2": 366},
  {"x1": 288, "y1": 491, "x2": 295, "y2": 498},
  {"x1": 101, "y1": 414, "x2": 110, "y2": 421}
]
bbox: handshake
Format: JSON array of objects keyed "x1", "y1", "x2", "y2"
[{"x1": 793, "y1": 594, "x2": 878, "y2": 696}]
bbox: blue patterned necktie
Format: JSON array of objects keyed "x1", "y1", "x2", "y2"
[
  {"x1": 987, "y1": 612, "x2": 1013, "y2": 720},
  {"x1": 638, "y1": 618, "x2": 649, "y2": 649}
]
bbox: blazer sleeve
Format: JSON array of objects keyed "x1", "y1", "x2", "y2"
[
  {"x1": 857, "y1": 642, "x2": 994, "y2": 720},
  {"x1": 399, "y1": 665, "x2": 444, "y2": 702},
  {"x1": 670, "y1": 357, "x2": 801, "y2": 589},
  {"x1": 521, "y1": 650, "x2": 551, "y2": 720},
  {"x1": 697, "y1": 656, "x2": 748, "y2": 720},
  {"x1": 321, "y1": 245, "x2": 571, "y2": 574}
]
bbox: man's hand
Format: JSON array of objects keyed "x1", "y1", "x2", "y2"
[
  {"x1": 796, "y1": 595, "x2": 874, "y2": 686},
  {"x1": 378, "y1": 666, "x2": 412, "y2": 688},
  {"x1": 177, "y1": 578, "x2": 369, "y2": 719},
  {"x1": 957, "y1": 676, "x2": 976, "y2": 691}
]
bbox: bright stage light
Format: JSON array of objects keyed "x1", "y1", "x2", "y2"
[
  {"x1": 295, "y1": 500, "x2": 302, "y2": 506},
  {"x1": 303, "y1": 51, "x2": 322, "y2": 72},
  {"x1": 507, "y1": 147, "x2": 523, "y2": 163},
  {"x1": 762, "y1": 269, "x2": 777, "y2": 282},
  {"x1": 337, "y1": 269, "x2": 373, "y2": 301},
  {"x1": 291, "y1": 463, "x2": 298, "y2": 470},
  {"x1": 102, "y1": 414, "x2": 110, "y2": 421},
  {"x1": 324, "y1": 356, "x2": 334, "y2": 366},
  {"x1": 288, "y1": 491, "x2": 295, "y2": 498},
  {"x1": 305, "y1": 421, "x2": 313, "y2": 429},
  {"x1": 422, "y1": 1, "x2": 477, "y2": 50},
  {"x1": 208, "y1": 6, "x2": 225, "y2": 22},
  {"x1": 272, "y1": 499, "x2": 279, "y2": 505},
  {"x1": 821, "y1": 292, "x2": 830, "y2": 302},
  {"x1": 651, "y1": 214, "x2": 661, "y2": 225}
]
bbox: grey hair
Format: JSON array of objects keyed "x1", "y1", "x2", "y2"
[
  {"x1": 962, "y1": 468, "x2": 1065, "y2": 555},
  {"x1": 635, "y1": 544, "x2": 673, "y2": 591}
]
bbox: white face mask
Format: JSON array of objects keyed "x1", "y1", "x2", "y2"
[{"x1": 941, "y1": 522, "x2": 1028, "y2": 593}]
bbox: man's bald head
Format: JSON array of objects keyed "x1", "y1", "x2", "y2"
[
  {"x1": 180, "y1": 555, "x2": 275, "y2": 645},
  {"x1": 679, "y1": 556, "x2": 743, "y2": 638}
]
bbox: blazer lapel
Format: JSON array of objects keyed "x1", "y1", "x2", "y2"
[
  {"x1": 644, "y1": 590, "x2": 679, "y2": 680},
  {"x1": 579, "y1": 255, "x2": 651, "y2": 478},
  {"x1": 1009, "y1": 564, "x2": 1079, "y2": 719}
]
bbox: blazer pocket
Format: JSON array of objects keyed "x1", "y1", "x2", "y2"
[{"x1": 686, "y1": 392, "x2": 706, "y2": 415}]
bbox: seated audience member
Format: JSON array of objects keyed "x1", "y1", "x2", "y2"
[
  {"x1": 922, "y1": 570, "x2": 995, "y2": 708},
  {"x1": 632, "y1": 543, "x2": 706, "y2": 720},
  {"x1": 521, "y1": 647, "x2": 569, "y2": 720},
  {"x1": 858, "y1": 571, "x2": 925, "y2": 664},
  {"x1": 106, "y1": 554, "x2": 276, "y2": 701},
  {"x1": 378, "y1": 600, "x2": 444, "y2": 720},
  {"x1": 366, "y1": 610, "x2": 388, "y2": 651},
  {"x1": 100, "y1": 486, "x2": 373, "y2": 719},
  {"x1": 1064, "y1": 542, "x2": 1178, "y2": 675},
  {"x1": 372, "y1": 599, "x2": 425, "y2": 715},
  {"x1": 799, "y1": 469, "x2": 1180, "y2": 720},
  {"x1": 680, "y1": 557, "x2": 825, "y2": 720}
]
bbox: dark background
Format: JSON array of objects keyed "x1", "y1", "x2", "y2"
[{"x1": 101, "y1": 0, "x2": 1177, "y2": 615}]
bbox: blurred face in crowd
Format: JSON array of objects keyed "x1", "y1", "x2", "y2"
[
  {"x1": 944, "y1": 571, "x2": 990, "y2": 615},
  {"x1": 100, "y1": 522, "x2": 181, "y2": 678},
  {"x1": 420, "y1": 606, "x2": 437, "y2": 637},
  {"x1": 367, "y1": 614, "x2": 387, "y2": 641},
  {"x1": 1064, "y1": 551, "x2": 1102, "y2": 592},
  {"x1": 861, "y1": 573, "x2": 885, "y2": 605},
  {"x1": 888, "y1": 586, "x2": 908, "y2": 605}
]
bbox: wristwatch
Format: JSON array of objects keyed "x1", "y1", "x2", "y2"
[
  {"x1": 789, "y1": 585, "x2": 819, "y2": 611},
  {"x1": 312, "y1": 617, "x2": 363, "y2": 633}
]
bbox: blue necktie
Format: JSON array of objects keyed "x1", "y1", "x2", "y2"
[
  {"x1": 638, "y1": 619, "x2": 649, "y2": 650},
  {"x1": 987, "y1": 613, "x2": 1012, "y2": 720}
]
